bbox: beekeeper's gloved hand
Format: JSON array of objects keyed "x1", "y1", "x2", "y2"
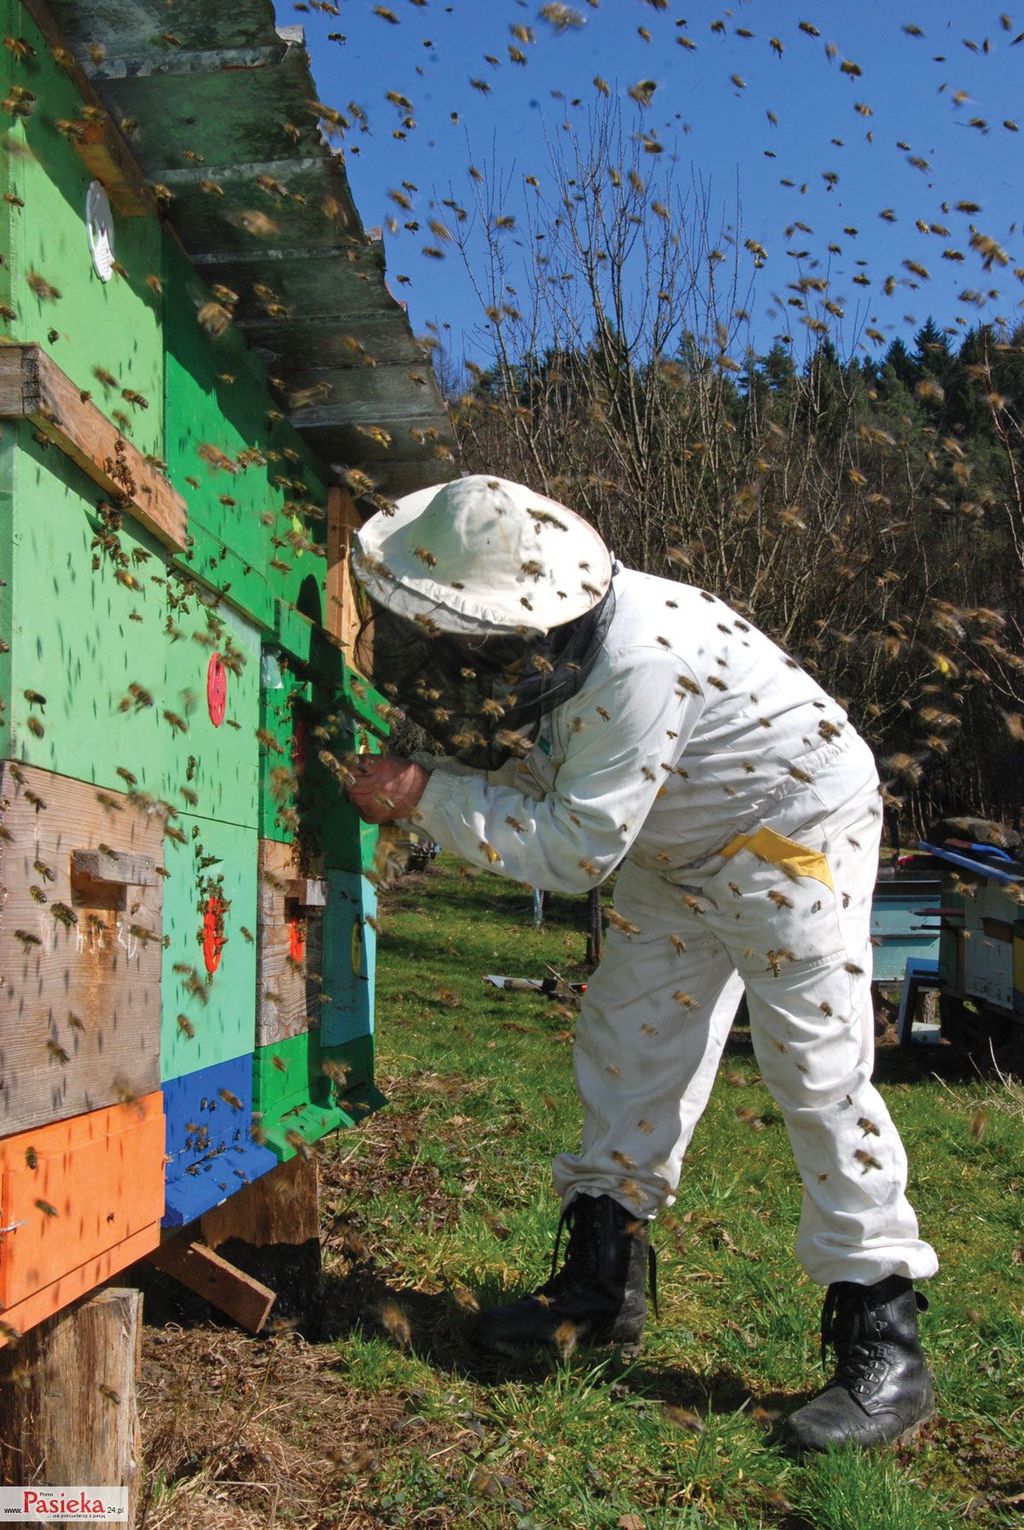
[{"x1": 345, "y1": 754, "x2": 429, "y2": 824}]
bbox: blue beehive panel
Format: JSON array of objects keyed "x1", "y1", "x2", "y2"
[
  {"x1": 870, "y1": 882, "x2": 941, "y2": 983},
  {"x1": 321, "y1": 871, "x2": 376, "y2": 1047},
  {"x1": 162, "y1": 1055, "x2": 278, "y2": 1227}
]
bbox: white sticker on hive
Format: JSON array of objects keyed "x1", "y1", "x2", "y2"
[{"x1": 86, "y1": 181, "x2": 115, "y2": 283}]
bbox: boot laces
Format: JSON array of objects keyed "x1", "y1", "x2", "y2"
[
  {"x1": 542, "y1": 1199, "x2": 659, "y2": 1317},
  {"x1": 821, "y1": 1284, "x2": 888, "y2": 1389}
]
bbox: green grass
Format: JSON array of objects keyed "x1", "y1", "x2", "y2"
[{"x1": 310, "y1": 857, "x2": 1024, "y2": 1530}]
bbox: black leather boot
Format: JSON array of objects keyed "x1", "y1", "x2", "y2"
[
  {"x1": 475, "y1": 1193, "x2": 655, "y2": 1359},
  {"x1": 783, "y1": 1274, "x2": 935, "y2": 1453}
]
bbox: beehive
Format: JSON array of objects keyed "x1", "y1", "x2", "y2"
[{"x1": 0, "y1": 0, "x2": 451, "y2": 1338}]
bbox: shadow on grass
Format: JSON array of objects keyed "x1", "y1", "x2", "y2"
[{"x1": 319, "y1": 1256, "x2": 802, "y2": 1418}]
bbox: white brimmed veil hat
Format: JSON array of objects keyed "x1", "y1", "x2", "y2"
[
  {"x1": 351, "y1": 474, "x2": 613, "y2": 636},
  {"x1": 349, "y1": 476, "x2": 618, "y2": 770}
]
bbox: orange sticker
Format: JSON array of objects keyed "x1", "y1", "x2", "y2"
[{"x1": 202, "y1": 893, "x2": 227, "y2": 973}]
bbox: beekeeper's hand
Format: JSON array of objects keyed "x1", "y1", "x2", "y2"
[{"x1": 345, "y1": 754, "x2": 429, "y2": 824}]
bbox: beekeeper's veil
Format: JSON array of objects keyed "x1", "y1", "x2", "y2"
[{"x1": 350, "y1": 475, "x2": 616, "y2": 769}]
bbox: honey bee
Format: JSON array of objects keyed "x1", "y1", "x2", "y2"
[
  {"x1": 379, "y1": 1300, "x2": 412, "y2": 1348},
  {"x1": 35, "y1": 1198, "x2": 58, "y2": 1218},
  {"x1": 606, "y1": 909, "x2": 640, "y2": 935},
  {"x1": 284, "y1": 1128, "x2": 312, "y2": 1160},
  {"x1": 27, "y1": 271, "x2": 61, "y2": 301},
  {"x1": 854, "y1": 1149, "x2": 882, "y2": 1172},
  {"x1": 858, "y1": 1116, "x2": 880, "y2": 1136}
]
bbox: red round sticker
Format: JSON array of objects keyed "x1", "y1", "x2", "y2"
[
  {"x1": 207, "y1": 653, "x2": 227, "y2": 727},
  {"x1": 202, "y1": 893, "x2": 227, "y2": 974},
  {"x1": 288, "y1": 918, "x2": 306, "y2": 963}
]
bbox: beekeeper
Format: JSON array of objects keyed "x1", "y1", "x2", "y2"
[{"x1": 344, "y1": 474, "x2": 937, "y2": 1453}]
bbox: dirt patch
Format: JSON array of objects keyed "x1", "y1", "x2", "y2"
[{"x1": 137, "y1": 1325, "x2": 462, "y2": 1530}]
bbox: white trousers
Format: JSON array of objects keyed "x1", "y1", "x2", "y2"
[{"x1": 552, "y1": 735, "x2": 939, "y2": 1287}]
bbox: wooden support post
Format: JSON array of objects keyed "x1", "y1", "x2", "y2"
[
  {"x1": 326, "y1": 485, "x2": 363, "y2": 663},
  {"x1": 0, "y1": 1288, "x2": 142, "y2": 1517},
  {"x1": 145, "y1": 1238, "x2": 275, "y2": 1335},
  {"x1": 201, "y1": 1156, "x2": 323, "y2": 1337}
]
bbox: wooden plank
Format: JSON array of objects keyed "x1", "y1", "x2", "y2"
[
  {"x1": 145, "y1": 1235, "x2": 276, "y2": 1334},
  {"x1": 0, "y1": 345, "x2": 187, "y2": 552},
  {"x1": 257, "y1": 839, "x2": 324, "y2": 1047},
  {"x1": 0, "y1": 1097, "x2": 164, "y2": 1342},
  {"x1": 287, "y1": 877, "x2": 327, "y2": 907},
  {"x1": 201, "y1": 1153, "x2": 320, "y2": 1250},
  {"x1": 71, "y1": 849, "x2": 158, "y2": 887},
  {"x1": 0, "y1": 347, "x2": 26, "y2": 417},
  {"x1": 326, "y1": 486, "x2": 363, "y2": 661},
  {"x1": 0, "y1": 763, "x2": 164, "y2": 1134},
  {"x1": 0, "y1": 1288, "x2": 144, "y2": 1520},
  {"x1": 19, "y1": 0, "x2": 157, "y2": 217}
]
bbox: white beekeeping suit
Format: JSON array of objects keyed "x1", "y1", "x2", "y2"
[{"x1": 349, "y1": 475, "x2": 936, "y2": 1452}]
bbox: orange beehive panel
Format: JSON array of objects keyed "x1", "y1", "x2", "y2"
[
  {"x1": 0, "y1": 1093, "x2": 165, "y2": 1343},
  {"x1": 257, "y1": 839, "x2": 325, "y2": 1048},
  {"x1": 0, "y1": 764, "x2": 163, "y2": 1135}
]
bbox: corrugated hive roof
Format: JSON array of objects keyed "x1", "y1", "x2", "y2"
[{"x1": 45, "y1": 0, "x2": 455, "y2": 498}]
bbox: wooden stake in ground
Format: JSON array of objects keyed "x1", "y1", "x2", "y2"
[{"x1": 0, "y1": 1288, "x2": 142, "y2": 1517}]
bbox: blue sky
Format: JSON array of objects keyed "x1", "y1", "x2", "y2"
[{"x1": 295, "y1": 0, "x2": 1024, "y2": 370}]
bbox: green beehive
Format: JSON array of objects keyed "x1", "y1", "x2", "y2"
[
  {"x1": 0, "y1": 1, "x2": 164, "y2": 464},
  {"x1": 0, "y1": 0, "x2": 453, "y2": 1304},
  {"x1": 252, "y1": 1028, "x2": 384, "y2": 1163},
  {"x1": 162, "y1": 238, "x2": 331, "y2": 623},
  {"x1": 161, "y1": 814, "x2": 259, "y2": 1082}
]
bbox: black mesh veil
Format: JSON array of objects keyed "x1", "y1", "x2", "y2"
[{"x1": 355, "y1": 585, "x2": 616, "y2": 770}]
